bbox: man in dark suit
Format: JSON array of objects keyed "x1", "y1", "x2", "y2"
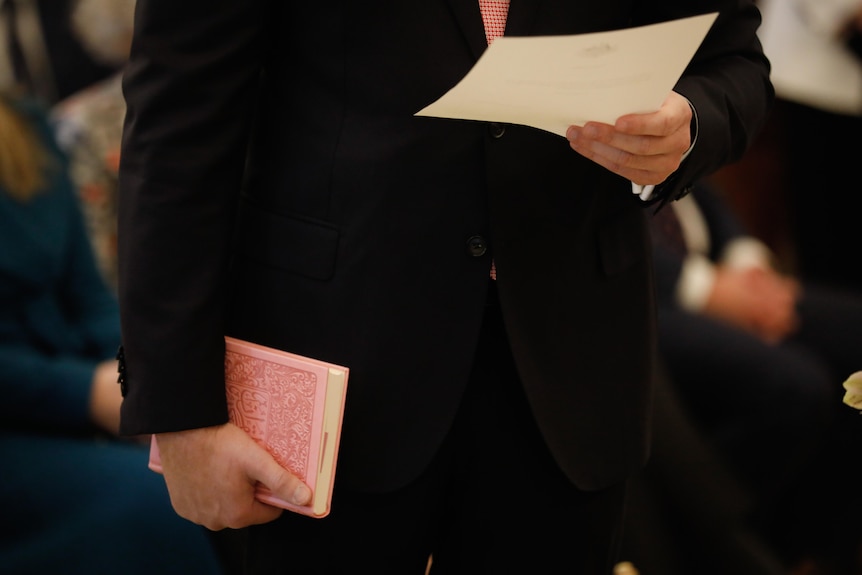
[{"x1": 116, "y1": 2, "x2": 773, "y2": 573}]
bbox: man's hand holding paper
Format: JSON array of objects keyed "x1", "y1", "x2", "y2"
[
  {"x1": 566, "y1": 90, "x2": 693, "y2": 186},
  {"x1": 415, "y1": 13, "x2": 716, "y2": 187}
]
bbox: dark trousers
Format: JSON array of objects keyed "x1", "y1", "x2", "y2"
[
  {"x1": 658, "y1": 283, "x2": 862, "y2": 567},
  {"x1": 622, "y1": 364, "x2": 787, "y2": 575},
  {"x1": 243, "y1": 286, "x2": 628, "y2": 574}
]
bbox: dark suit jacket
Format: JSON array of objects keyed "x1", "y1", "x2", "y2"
[{"x1": 117, "y1": 0, "x2": 773, "y2": 493}]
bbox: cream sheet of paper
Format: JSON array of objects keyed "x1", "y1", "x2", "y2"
[{"x1": 415, "y1": 13, "x2": 718, "y2": 137}]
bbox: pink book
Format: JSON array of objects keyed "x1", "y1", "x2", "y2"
[{"x1": 148, "y1": 336, "x2": 349, "y2": 518}]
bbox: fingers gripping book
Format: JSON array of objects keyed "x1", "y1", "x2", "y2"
[{"x1": 148, "y1": 336, "x2": 349, "y2": 518}]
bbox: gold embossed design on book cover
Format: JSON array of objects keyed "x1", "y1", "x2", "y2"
[{"x1": 225, "y1": 349, "x2": 319, "y2": 484}]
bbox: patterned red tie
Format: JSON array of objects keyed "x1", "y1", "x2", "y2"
[
  {"x1": 479, "y1": 0, "x2": 509, "y2": 45},
  {"x1": 480, "y1": 0, "x2": 508, "y2": 279}
]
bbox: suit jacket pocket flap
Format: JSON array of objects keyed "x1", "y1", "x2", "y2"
[{"x1": 237, "y1": 202, "x2": 339, "y2": 281}]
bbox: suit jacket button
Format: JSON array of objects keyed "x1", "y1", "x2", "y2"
[
  {"x1": 488, "y1": 123, "x2": 505, "y2": 138},
  {"x1": 466, "y1": 235, "x2": 488, "y2": 257}
]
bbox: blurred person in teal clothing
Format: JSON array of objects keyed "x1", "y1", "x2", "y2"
[{"x1": 0, "y1": 92, "x2": 226, "y2": 575}]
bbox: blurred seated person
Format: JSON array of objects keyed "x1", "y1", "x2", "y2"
[
  {"x1": 0, "y1": 92, "x2": 225, "y2": 575},
  {"x1": 51, "y1": 0, "x2": 134, "y2": 289},
  {"x1": 0, "y1": 0, "x2": 119, "y2": 105},
  {"x1": 758, "y1": 0, "x2": 862, "y2": 293},
  {"x1": 648, "y1": 178, "x2": 862, "y2": 571}
]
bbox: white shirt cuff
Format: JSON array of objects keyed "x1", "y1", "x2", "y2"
[
  {"x1": 676, "y1": 254, "x2": 716, "y2": 312},
  {"x1": 720, "y1": 237, "x2": 774, "y2": 270},
  {"x1": 632, "y1": 182, "x2": 656, "y2": 201}
]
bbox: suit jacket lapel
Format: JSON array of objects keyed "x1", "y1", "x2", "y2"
[
  {"x1": 506, "y1": 0, "x2": 541, "y2": 38},
  {"x1": 447, "y1": 0, "x2": 487, "y2": 59}
]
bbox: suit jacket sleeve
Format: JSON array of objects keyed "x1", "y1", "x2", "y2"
[
  {"x1": 647, "y1": 2, "x2": 774, "y2": 206},
  {"x1": 117, "y1": 0, "x2": 268, "y2": 433}
]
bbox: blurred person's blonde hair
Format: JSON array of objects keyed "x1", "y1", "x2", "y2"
[
  {"x1": 0, "y1": 95, "x2": 53, "y2": 201},
  {"x1": 71, "y1": 0, "x2": 136, "y2": 66}
]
